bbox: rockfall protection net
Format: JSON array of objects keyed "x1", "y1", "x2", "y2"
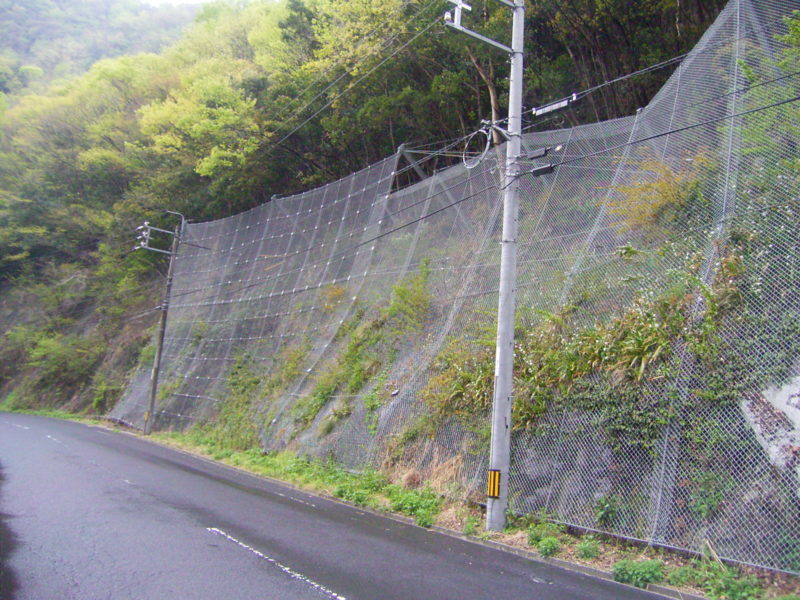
[{"x1": 113, "y1": 0, "x2": 800, "y2": 573}]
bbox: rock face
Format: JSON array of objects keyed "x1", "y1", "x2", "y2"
[{"x1": 741, "y1": 376, "x2": 800, "y2": 495}]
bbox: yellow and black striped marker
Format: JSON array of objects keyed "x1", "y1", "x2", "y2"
[{"x1": 487, "y1": 469, "x2": 501, "y2": 498}]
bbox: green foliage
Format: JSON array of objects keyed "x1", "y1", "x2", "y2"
[
  {"x1": 137, "y1": 343, "x2": 156, "y2": 371},
  {"x1": 420, "y1": 338, "x2": 494, "y2": 427},
  {"x1": 463, "y1": 514, "x2": 480, "y2": 536},
  {"x1": 191, "y1": 321, "x2": 209, "y2": 346},
  {"x1": 0, "y1": 0, "x2": 195, "y2": 93},
  {"x1": 194, "y1": 353, "x2": 262, "y2": 452},
  {"x1": 537, "y1": 536, "x2": 561, "y2": 558},
  {"x1": 262, "y1": 343, "x2": 308, "y2": 399},
  {"x1": 332, "y1": 469, "x2": 388, "y2": 507},
  {"x1": 419, "y1": 248, "x2": 742, "y2": 454},
  {"x1": 387, "y1": 259, "x2": 432, "y2": 333},
  {"x1": 612, "y1": 559, "x2": 664, "y2": 588},
  {"x1": 363, "y1": 369, "x2": 389, "y2": 435},
  {"x1": 666, "y1": 561, "x2": 763, "y2": 600},
  {"x1": 90, "y1": 373, "x2": 122, "y2": 413},
  {"x1": 0, "y1": 389, "x2": 19, "y2": 411},
  {"x1": 157, "y1": 379, "x2": 181, "y2": 402},
  {"x1": 594, "y1": 495, "x2": 620, "y2": 528},
  {"x1": 666, "y1": 564, "x2": 697, "y2": 587},
  {"x1": 293, "y1": 316, "x2": 384, "y2": 427},
  {"x1": 688, "y1": 471, "x2": 733, "y2": 520},
  {"x1": 527, "y1": 521, "x2": 565, "y2": 545},
  {"x1": 384, "y1": 417, "x2": 429, "y2": 464},
  {"x1": 292, "y1": 318, "x2": 385, "y2": 426},
  {"x1": 576, "y1": 537, "x2": 600, "y2": 559},
  {"x1": 608, "y1": 157, "x2": 712, "y2": 237},
  {"x1": 384, "y1": 484, "x2": 441, "y2": 527},
  {"x1": 295, "y1": 260, "x2": 431, "y2": 432},
  {"x1": 0, "y1": 0, "x2": 732, "y2": 433},
  {"x1": 26, "y1": 332, "x2": 105, "y2": 389}
]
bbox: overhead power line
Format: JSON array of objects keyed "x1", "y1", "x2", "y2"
[
  {"x1": 167, "y1": 91, "x2": 800, "y2": 308},
  {"x1": 271, "y1": 0, "x2": 443, "y2": 124},
  {"x1": 267, "y1": 16, "x2": 443, "y2": 154},
  {"x1": 523, "y1": 93, "x2": 800, "y2": 180}
]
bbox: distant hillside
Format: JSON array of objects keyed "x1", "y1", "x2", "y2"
[{"x1": 0, "y1": 0, "x2": 198, "y2": 94}]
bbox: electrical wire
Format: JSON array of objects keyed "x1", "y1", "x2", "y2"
[
  {"x1": 141, "y1": 63, "x2": 800, "y2": 302},
  {"x1": 166, "y1": 88, "x2": 800, "y2": 306},
  {"x1": 270, "y1": 0, "x2": 443, "y2": 124},
  {"x1": 524, "y1": 21, "x2": 793, "y2": 123},
  {"x1": 267, "y1": 16, "x2": 443, "y2": 153},
  {"x1": 524, "y1": 93, "x2": 800, "y2": 180},
  {"x1": 264, "y1": 1, "x2": 444, "y2": 155}
]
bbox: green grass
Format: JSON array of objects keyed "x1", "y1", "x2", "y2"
[
  {"x1": 0, "y1": 405, "x2": 104, "y2": 423},
  {"x1": 152, "y1": 429, "x2": 442, "y2": 527},
  {"x1": 665, "y1": 560, "x2": 764, "y2": 600}
]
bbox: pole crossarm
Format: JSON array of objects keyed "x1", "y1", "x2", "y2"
[
  {"x1": 444, "y1": 22, "x2": 512, "y2": 54},
  {"x1": 444, "y1": 0, "x2": 516, "y2": 54}
]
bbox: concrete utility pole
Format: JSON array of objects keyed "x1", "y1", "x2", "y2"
[
  {"x1": 444, "y1": 0, "x2": 525, "y2": 530},
  {"x1": 144, "y1": 226, "x2": 179, "y2": 435}
]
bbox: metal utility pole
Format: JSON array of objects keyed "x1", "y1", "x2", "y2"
[
  {"x1": 135, "y1": 215, "x2": 184, "y2": 435},
  {"x1": 444, "y1": 0, "x2": 525, "y2": 530}
]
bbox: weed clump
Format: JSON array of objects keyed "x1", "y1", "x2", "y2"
[
  {"x1": 612, "y1": 559, "x2": 664, "y2": 588},
  {"x1": 537, "y1": 536, "x2": 561, "y2": 558},
  {"x1": 665, "y1": 560, "x2": 763, "y2": 600},
  {"x1": 576, "y1": 537, "x2": 600, "y2": 559}
]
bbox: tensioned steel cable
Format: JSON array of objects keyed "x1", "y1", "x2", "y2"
[
  {"x1": 521, "y1": 93, "x2": 800, "y2": 180},
  {"x1": 168, "y1": 92, "x2": 800, "y2": 308},
  {"x1": 165, "y1": 77, "x2": 800, "y2": 303}
]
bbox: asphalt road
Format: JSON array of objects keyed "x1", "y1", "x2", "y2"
[{"x1": 0, "y1": 413, "x2": 663, "y2": 600}]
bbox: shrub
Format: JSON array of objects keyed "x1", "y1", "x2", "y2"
[
  {"x1": 333, "y1": 484, "x2": 370, "y2": 506},
  {"x1": 537, "y1": 536, "x2": 561, "y2": 558},
  {"x1": 671, "y1": 560, "x2": 764, "y2": 600},
  {"x1": 594, "y1": 495, "x2": 620, "y2": 527},
  {"x1": 527, "y1": 521, "x2": 564, "y2": 545},
  {"x1": 576, "y1": 538, "x2": 600, "y2": 559},
  {"x1": 666, "y1": 565, "x2": 699, "y2": 587},
  {"x1": 612, "y1": 559, "x2": 664, "y2": 588},
  {"x1": 463, "y1": 515, "x2": 480, "y2": 536},
  {"x1": 385, "y1": 484, "x2": 441, "y2": 527},
  {"x1": 387, "y1": 259, "x2": 431, "y2": 333},
  {"x1": 26, "y1": 333, "x2": 105, "y2": 388},
  {"x1": 700, "y1": 563, "x2": 762, "y2": 600}
]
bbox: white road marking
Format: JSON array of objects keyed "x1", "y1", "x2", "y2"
[
  {"x1": 13, "y1": 424, "x2": 30, "y2": 430},
  {"x1": 290, "y1": 497, "x2": 316, "y2": 508},
  {"x1": 207, "y1": 527, "x2": 346, "y2": 600}
]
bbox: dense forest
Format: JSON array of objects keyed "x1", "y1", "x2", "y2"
[
  {"x1": 0, "y1": 0, "x2": 727, "y2": 412},
  {"x1": 0, "y1": 0, "x2": 198, "y2": 95}
]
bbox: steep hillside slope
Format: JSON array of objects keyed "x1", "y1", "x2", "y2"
[{"x1": 111, "y1": 0, "x2": 800, "y2": 574}]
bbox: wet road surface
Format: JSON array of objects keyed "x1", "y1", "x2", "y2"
[{"x1": 0, "y1": 413, "x2": 663, "y2": 599}]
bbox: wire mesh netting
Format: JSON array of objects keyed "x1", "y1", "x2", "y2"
[{"x1": 113, "y1": 0, "x2": 800, "y2": 573}]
